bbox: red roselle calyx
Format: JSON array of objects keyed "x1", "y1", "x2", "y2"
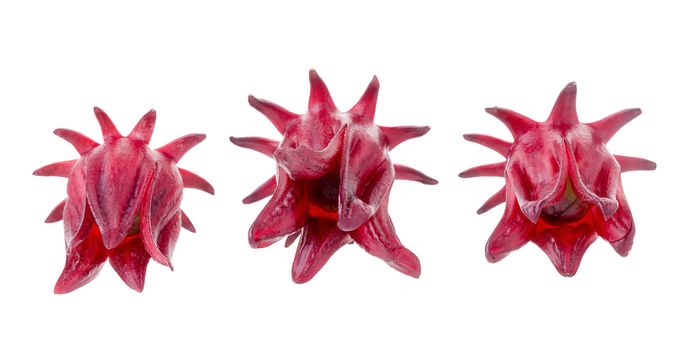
[
  {"x1": 34, "y1": 108, "x2": 214, "y2": 293},
  {"x1": 232, "y1": 70, "x2": 437, "y2": 283},
  {"x1": 461, "y1": 83, "x2": 655, "y2": 276}
]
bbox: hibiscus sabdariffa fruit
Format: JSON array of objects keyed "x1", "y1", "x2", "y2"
[
  {"x1": 461, "y1": 83, "x2": 655, "y2": 276},
  {"x1": 232, "y1": 70, "x2": 437, "y2": 283},
  {"x1": 34, "y1": 108, "x2": 214, "y2": 293}
]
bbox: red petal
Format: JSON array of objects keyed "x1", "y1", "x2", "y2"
[
  {"x1": 465, "y1": 83, "x2": 651, "y2": 275},
  {"x1": 274, "y1": 126, "x2": 345, "y2": 180},
  {"x1": 506, "y1": 131, "x2": 568, "y2": 223},
  {"x1": 532, "y1": 223, "x2": 597, "y2": 277},
  {"x1": 485, "y1": 182, "x2": 535, "y2": 262},
  {"x1": 140, "y1": 163, "x2": 183, "y2": 268},
  {"x1": 610, "y1": 225, "x2": 635, "y2": 257},
  {"x1": 565, "y1": 134, "x2": 620, "y2": 219},
  {"x1": 592, "y1": 180, "x2": 635, "y2": 255},
  {"x1": 109, "y1": 236, "x2": 150, "y2": 292},
  {"x1": 249, "y1": 169, "x2": 308, "y2": 248},
  {"x1": 54, "y1": 225, "x2": 107, "y2": 294},
  {"x1": 350, "y1": 191, "x2": 420, "y2": 278},
  {"x1": 63, "y1": 159, "x2": 88, "y2": 248},
  {"x1": 337, "y1": 126, "x2": 393, "y2": 231},
  {"x1": 84, "y1": 140, "x2": 153, "y2": 249},
  {"x1": 139, "y1": 165, "x2": 168, "y2": 266},
  {"x1": 291, "y1": 219, "x2": 352, "y2": 283},
  {"x1": 157, "y1": 212, "x2": 182, "y2": 265}
]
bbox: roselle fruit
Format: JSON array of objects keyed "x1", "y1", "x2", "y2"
[
  {"x1": 34, "y1": 108, "x2": 213, "y2": 293},
  {"x1": 461, "y1": 83, "x2": 655, "y2": 276},
  {"x1": 232, "y1": 70, "x2": 437, "y2": 283}
]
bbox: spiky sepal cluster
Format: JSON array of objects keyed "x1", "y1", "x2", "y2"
[
  {"x1": 34, "y1": 108, "x2": 214, "y2": 293},
  {"x1": 232, "y1": 70, "x2": 437, "y2": 283},
  {"x1": 460, "y1": 83, "x2": 655, "y2": 276}
]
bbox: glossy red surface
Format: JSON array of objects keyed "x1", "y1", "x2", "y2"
[
  {"x1": 233, "y1": 70, "x2": 436, "y2": 283},
  {"x1": 461, "y1": 83, "x2": 655, "y2": 276},
  {"x1": 34, "y1": 108, "x2": 213, "y2": 293}
]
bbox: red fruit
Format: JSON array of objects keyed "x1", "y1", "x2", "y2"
[
  {"x1": 232, "y1": 70, "x2": 436, "y2": 283},
  {"x1": 461, "y1": 83, "x2": 656, "y2": 276},
  {"x1": 34, "y1": 108, "x2": 213, "y2": 293}
]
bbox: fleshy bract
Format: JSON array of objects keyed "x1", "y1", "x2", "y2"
[
  {"x1": 35, "y1": 108, "x2": 213, "y2": 293},
  {"x1": 461, "y1": 83, "x2": 655, "y2": 276},
  {"x1": 232, "y1": 70, "x2": 436, "y2": 283}
]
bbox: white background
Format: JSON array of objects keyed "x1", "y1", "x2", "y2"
[{"x1": 1, "y1": 1, "x2": 693, "y2": 349}]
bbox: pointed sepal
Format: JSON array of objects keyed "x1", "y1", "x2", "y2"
[
  {"x1": 308, "y1": 69, "x2": 337, "y2": 114},
  {"x1": 180, "y1": 210, "x2": 196, "y2": 233},
  {"x1": 128, "y1": 109, "x2": 157, "y2": 143},
  {"x1": 463, "y1": 134, "x2": 511, "y2": 156},
  {"x1": 381, "y1": 126, "x2": 430, "y2": 150},
  {"x1": 242, "y1": 176, "x2": 277, "y2": 204},
  {"x1": 458, "y1": 162, "x2": 505, "y2": 178},
  {"x1": 615, "y1": 155, "x2": 656, "y2": 172},
  {"x1": 93, "y1": 107, "x2": 121, "y2": 141},
  {"x1": 45, "y1": 199, "x2": 66, "y2": 223},
  {"x1": 284, "y1": 229, "x2": 302, "y2": 248},
  {"x1": 547, "y1": 82, "x2": 579, "y2": 125},
  {"x1": 229, "y1": 136, "x2": 278, "y2": 158},
  {"x1": 248, "y1": 95, "x2": 299, "y2": 134},
  {"x1": 349, "y1": 76, "x2": 379, "y2": 121},
  {"x1": 394, "y1": 164, "x2": 438, "y2": 185},
  {"x1": 54, "y1": 129, "x2": 99, "y2": 155},
  {"x1": 477, "y1": 187, "x2": 505, "y2": 215},
  {"x1": 589, "y1": 108, "x2": 642, "y2": 141},
  {"x1": 157, "y1": 134, "x2": 206, "y2": 163},
  {"x1": 33, "y1": 160, "x2": 76, "y2": 178},
  {"x1": 484, "y1": 107, "x2": 536, "y2": 138},
  {"x1": 179, "y1": 168, "x2": 214, "y2": 195}
]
